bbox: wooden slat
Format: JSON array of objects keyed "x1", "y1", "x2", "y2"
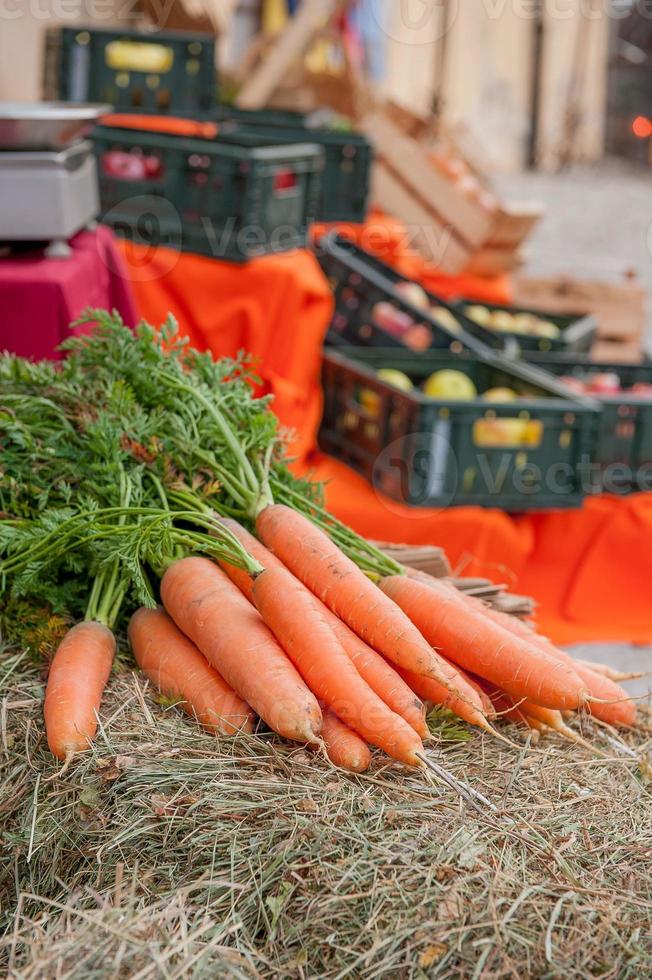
[
  {"x1": 485, "y1": 203, "x2": 543, "y2": 248},
  {"x1": 463, "y1": 246, "x2": 527, "y2": 277},
  {"x1": 371, "y1": 163, "x2": 470, "y2": 273},
  {"x1": 235, "y1": 0, "x2": 340, "y2": 109},
  {"x1": 513, "y1": 274, "x2": 647, "y2": 348},
  {"x1": 363, "y1": 110, "x2": 494, "y2": 249}
]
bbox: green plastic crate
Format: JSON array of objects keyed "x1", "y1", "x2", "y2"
[
  {"x1": 91, "y1": 125, "x2": 324, "y2": 262},
  {"x1": 54, "y1": 26, "x2": 216, "y2": 114},
  {"x1": 525, "y1": 352, "x2": 652, "y2": 493},
  {"x1": 454, "y1": 298, "x2": 597, "y2": 353},
  {"x1": 319, "y1": 346, "x2": 600, "y2": 511},
  {"x1": 317, "y1": 233, "x2": 495, "y2": 354},
  {"x1": 213, "y1": 109, "x2": 372, "y2": 224}
]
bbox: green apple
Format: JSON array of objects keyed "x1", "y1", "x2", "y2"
[
  {"x1": 489, "y1": 310, "x2": 516, "y2": 332},
  {"x1": 430, "y1": 306, "x2": 461, "y2": 332},
  {"x1": 359, "y1": 369, "x2": 413, "y2": 416},
  {"x1": 464, "y1": 304, "x2": 491, "y2": 326},
  {"x1": 482, "y1": 386, "x2": 519, "y2": 402},
  {"x1": 532, "y1": 320, "x2": 561, "y2": 339},
  {"x1": 423, "y1": 370, "x2": 477, "y2": 400},
  {"x1": 377, "y1": 368, "x2": 414, "y2": 391},
  {"x1": 395, "y1": 281, "x2": 430, "y2": 311}
]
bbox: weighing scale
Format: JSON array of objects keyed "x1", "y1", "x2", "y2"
[{"x1": 0, "y1": 102, "x2": 110, "y2": 257}]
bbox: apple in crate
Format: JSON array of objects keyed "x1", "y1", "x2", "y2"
[
  {"x1": 482, "y1": 387, "x2": 519, "y2": 402},
  {"x1": 559, "y1": 375, "x2": 588, "y2": 395},
  {"x1": 423, "y1": 370, "x2": 477, "y2": 400},
  {"x1": 629, "y1": 382, "x2": 652, "y2": 398},
  {"x1": 359, "y1": 369, "x2": 413, "y2": 416},
  {"x1": 371, "y1": 301, "x2": 414, "y2": 338},
  {"x1": 587, "y1": 373, "x2": 621, "y2": 396},
  {"x1": 394, "y1": 281, "x2": 431, "y2": 311}
]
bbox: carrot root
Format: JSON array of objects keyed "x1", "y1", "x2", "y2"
[
  {"x1": 161, "y1": 557, "x2": 323, "y2": 743},
  {"x1": 219, "y1": 518, "x2": 428, "y2": 738},
  {"x1": 44, "y1": 621, "x2": 115, "y2": 761},
  {"x1": 253, "y1": 564, "x2": 424, "y2": 767},
  {"x1": 129, "y1": 606, "x2": 254, "y2": 736}
]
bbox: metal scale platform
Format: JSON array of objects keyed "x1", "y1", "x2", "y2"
[{"x1": 0, "y1": 102, "x2": 110, "y2": 257}]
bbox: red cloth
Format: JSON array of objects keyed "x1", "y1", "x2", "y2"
[{"x1": 0, "y1": 227, "x2": 137, "y2": 360}]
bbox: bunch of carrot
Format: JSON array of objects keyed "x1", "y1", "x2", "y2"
[
  {"x1": 46, "y1": 504, "x2": 639, "y2": 772},
  {"x1": 0, "y1": 312, "x2": 639, "y2": 774}
]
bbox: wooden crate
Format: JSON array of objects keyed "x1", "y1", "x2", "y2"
[
  {"x1": 513, "y1": 273, "x2": 648, "y2": 361},
  {"x1": 362, "y1": 108, "x2": 542, "y2": 276}
]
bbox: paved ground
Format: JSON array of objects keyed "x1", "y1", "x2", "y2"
[
  {"x1": 495, "y1": 159, "x2": 652, "y2": 343},
  {"x1": 567, "y1": 644, "x2": 651, "y2": 701},
  {"x1": 498, "y1": 161, "x2": 652, "y2": 674}
]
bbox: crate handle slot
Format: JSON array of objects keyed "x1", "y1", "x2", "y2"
[
  {"x1": 273, "y1": 169, "x2": 298, "y2": 194},
  {"x1": 100, "y1": 149, "x2": 164, "y2": 182}
]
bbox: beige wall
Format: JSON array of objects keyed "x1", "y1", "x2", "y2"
[
  {"x1": 537, "y1": 2, "x2": 609, "y2": 169},
  {"x1": 382, "y1": 0, "x2": 610, "y2": 172},
  {"x1": 0, "y1": 3, "x2": 136, "y2": 103}
]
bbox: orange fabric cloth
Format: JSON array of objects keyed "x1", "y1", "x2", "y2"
[
  {"x1": 119, "y1": 235, "x2": 651, "y2": 646},
  {"x1": 313, "y1": 208, "x2": 513, "y2": 303}
]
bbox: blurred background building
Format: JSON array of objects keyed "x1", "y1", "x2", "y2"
[{"x1": 1, "y1": 0, "x2": 649, "y2": 173}]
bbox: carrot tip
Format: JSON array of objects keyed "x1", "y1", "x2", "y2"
[
  {"x1": 484, "y1": 723, "x2": 521, "y2": 751},
  {"x1": 416, "y1": 750, "x2": 499, "y2": 816}
]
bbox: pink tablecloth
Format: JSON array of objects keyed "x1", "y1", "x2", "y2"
[{"x1": 0, "y1": 226, "x2": 137, "y2": 359}]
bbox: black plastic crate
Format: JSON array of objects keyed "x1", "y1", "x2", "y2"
[
  {"x1": 52, "y1": 26, "x2": 216, "y2": 114},
  {"x1": 213, "y1": 109, "x2": 372, "y2": 224},
  {"x1": 455, "y1": 298, "x2": 597, "y2": 353},
  {"x1": 525, "y1": 352, "x2": 652, "y2": 492},
  {"x1": 91, "y1": 124, "x2": 324, "y2": 262},
  {"x1": 319, "y1": 346, "x2": 600, "y2": 512},
  {"x1": 315, "y1": 233, "x2": 502, "y2": 355}
]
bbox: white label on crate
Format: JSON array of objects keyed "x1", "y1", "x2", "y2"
[{"x1": 427, "y1": 420, "x2": 451, "y2": 499}]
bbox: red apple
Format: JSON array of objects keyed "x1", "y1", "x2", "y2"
[
  {"x1": 559, "y1": 375, "x2": 588, "y2": 395},
  {"x1": 587, "y1": 372, "x2": 621, "y2": 396},
  {"x1": 371, "y1": 302, "x2": 414, "y2": 338},
  {"x1": 629, "y1": 382, "x2": 652, "y2": 398}
]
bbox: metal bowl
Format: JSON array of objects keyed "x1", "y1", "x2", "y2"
[{"x1": 0, "y1": 102, "x2": 112, "y2": 151}]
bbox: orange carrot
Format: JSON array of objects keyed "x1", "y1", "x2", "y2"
[
  {"x1": 379, "y1": 575, "x2": 588, "y2": 710},
  {"x1": 570, "y1": 665, "x2": 637, "y2": 728},
  {"x1": 331, "y1": 621, "x2": 429, "y2": 738},
  {"x1": 576, "y1": 659, "x2": 645, "y2": 683},
  {"x1": 456, "y1": 595, "x2": 638, "y2": 726},
  {"x1": 395, "y1": 663, "x2": 493, "y2": 731},
  {"x1": 454, "y1": 666, "x2": 497, "y2": 719},
  {"x1": 252, "y1": 564, "x2": 424, "y2": 767},
  {"x1": 44, "y1": 621, "x2": 115, "y2": 760},
  {"x1": 219, "y1": 518, "x2": 428, "y2": 738},
  {"x1": 477, "y1": 680, "x2": 546, "y2": 732},
  {"x1": 160, "y1": 557, "x2": 322, "y2": 743},
  {"x1": 256, "y1": 505, "x2": 466, "y2": 693},
  {"x1": 319, "y1": 712, "x2": 371, "y2": 772},
  {"x1": 129, "y1": 606, "x2": 254, "y2": 735},
  {"x1": 457, "y1": 594, "x2": 638, "y2": 727}
]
